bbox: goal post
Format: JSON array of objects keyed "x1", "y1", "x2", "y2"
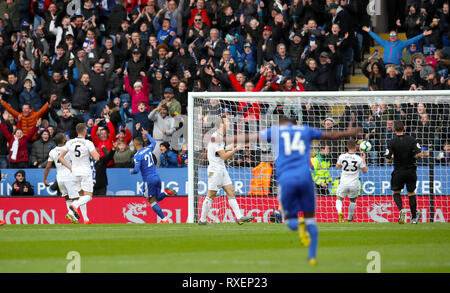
[{"x1": 187, "y1": 91, "x2": 450, "y2": 224}]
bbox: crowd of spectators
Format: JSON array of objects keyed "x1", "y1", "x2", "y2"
[{"x1": 0, "y1": 0, "x2": 448, "y2": 182}]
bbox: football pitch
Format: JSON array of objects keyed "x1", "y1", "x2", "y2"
[{"x1": 0, "y1": 223, "x2": 449, "y2": 273}]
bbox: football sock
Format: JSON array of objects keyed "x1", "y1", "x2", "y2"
[
  {"x1": 393, "y1": 193, "x2": 403, "y2": 211},
  {"x1": 72, "y1": 195, "x2": 92, "y2": 209},
  {"x1": 409, "y1": 195, "x2": 417, "y2": 219},
  {"x1": 80, "y1": 204, "x2": 89, "y2": 222},
  {"x1": 348, "y1": 202, "x2": 356, "y2": 219},
  {"x1": 305, "y1": 218, "x2": 318, "y2": 260},
  {"x1": 336, "y1": 199, "x2": 343, "y2": 214},
  {"x1": 65, "y1": 199, "x2": 73, "y2": 213},
  {"x1": 286, "y1": 218, "x2": 298, "y2": 231},
  {"x1": 150, "y1": 202, "x2": 166, "y2": 220},
  {"x1": 156, "y1": 191, "x2": 167, "y2": 202},
  {"x1": 228, "y1": 197, "x2": 243, "y2": 219},
  {"x1": 200, "y1": 197, "x2": 213, "y2": 222}
]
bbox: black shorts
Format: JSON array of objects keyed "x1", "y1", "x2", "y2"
[{"x1": 391, "y1": 169, "x2": 417, "y2": 193}]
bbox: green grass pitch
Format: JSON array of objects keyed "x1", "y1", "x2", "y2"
[{"x1": 0, "y1": 223, "x2": 449, "y2": 273}]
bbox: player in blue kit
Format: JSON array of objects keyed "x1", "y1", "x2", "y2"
[
  {"x1": 130, "y1": 129, "x2": 177, "y2": 223},
  {"x1": 249, "y1": 116, "x2": 359, "y2": 265}
]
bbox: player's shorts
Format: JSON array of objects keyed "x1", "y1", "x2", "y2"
[
  {"x1": 72, "y1": 175, "x2": 94, "y2": 193},
  {"x1": 279, "y1": 175, "x2": 315, "y2": 219},
  {"x1": 391, "y1": 168, "x2": 417, "y2": 193},
  {"x1": 143, "y1": 175, "x2": 162, "y2": 199},
  {"x1": 207, "y1": 168, "x2": 232, "y2": 191},
  {"x1": 336, "y1": 183, "x2": 359, "y2": 199},
  {"x1": 58, "y1": 180, "x2": 79, "y2": 199}
]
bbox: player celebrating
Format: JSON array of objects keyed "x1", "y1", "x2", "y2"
[
  {"x1": 58, "y1": 123, "x2": 100, "y2": 224},
  {"x1": 385, "y1": 121, "x2": 422, "y2": 224},
  {"x1": 199, "y1": 115, "x2": 255, "y2": 225},
  {"x1": 335, "y1": 139, "x2": 368, "y2": 222},
  {"x1": 44, "y1": 133, "x2": 80, "y2": 224},
  {"x1": 235, "y1": 116, "x2": 359, "y2": 265},
  {"x1": 130, "y1": 129, "x2": 177, "y2": 223}
]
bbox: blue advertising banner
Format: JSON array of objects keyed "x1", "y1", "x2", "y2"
[{"x1": 0, "y1": 166, "x2": 448, "y2": 196}]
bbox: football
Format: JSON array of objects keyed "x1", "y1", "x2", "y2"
[{"x1": 359, "y1": 140, "x2": 372, "y2": 153}]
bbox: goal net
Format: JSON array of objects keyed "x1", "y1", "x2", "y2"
[{"x1": 187, "y1": 91, "x2": 450, "y2": 224}]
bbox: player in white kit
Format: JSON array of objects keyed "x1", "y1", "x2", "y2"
[
  {"x1": 199, "y1": 115, "x2": 255, "y2": 225},
  {"x1": 58, "y1": 123, "x2": 100, "y2": 224},
  {"x1": 335, "y1": 139, "x2": 368, "y2": 222},
  {"x1": 44, "y1": 133, "x2": 79, "y2": 223}
]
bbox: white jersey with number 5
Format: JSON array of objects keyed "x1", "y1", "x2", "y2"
[
  {"x1": 337, "y1": 153, "x2": 365, "y2": 186},
  {"x1": 63, "y1": 138, "x2": 96, "y2": 177},
  {"x1": 48, "y1": 146, "x2": 72, "y2": 182}
]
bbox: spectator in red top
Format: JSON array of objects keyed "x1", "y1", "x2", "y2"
[
  {"x1": 186, "y1": 0, "x2": 211, "y2": 27},
  {"x1": 0, "y1": 118, "x2": 41, "y2": 168},
  {"x1": 124, "y1": 71, "x2": 151, "y2": 114},
  {"x1": 225, "y1": 64, "x2": 268, "y2": 122},
  {"x1": 91, "y1": 113, "x2": 116, "y2": 160},
  {"x1": 271, "y1": 76, "x2": 306, "y2": 92}
]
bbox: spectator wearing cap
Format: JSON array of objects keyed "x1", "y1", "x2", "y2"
[
  {"x1": 124, "y1": 71, "x2": 151, "y2": 114},
  {"x1": 30, "y1": 129, "x2": 54, "y2": 168},
  {"x1": 160, "y1": 87, "x2": 181, "y2": 116},
  {"x1": 362, "y1": 25, "x2": 432, "y2": 67},
  {"x1": 148, "y1": 67, "x2": 169, "y2": 102},
  {"x1": 127, "y1": 47, "x2": 147, "y2": 87},
  {"x1": 257, "y1": 25, "x2": 276, "y2": 66},
  {"x1": 237, "y1": 42, "x2": 257, "y2": 76},
  {"x1": 412, "y1": 52, "x2": 434, "y2": 84},
  {"x1": 19, "y1": 77, "x2": 42, "y2": 111},
  {"x1": 288, "y1": 31, "x2": 305, "y2": 77},
  {"x1": 402, "y1": 42, "x2": 422, "y2": 66},
  {"x1": 159, "y1": 141, "x2": 178, "y2": 168},
  {"x1": 11, "y1": 170, "x2": 34, "y2": 196},
  {"x1": 148, "y1": 103, "x2": 176, "y2": 167},
  {"x1": 153, "y1": 8, "x2": 177, "y2": 47}
]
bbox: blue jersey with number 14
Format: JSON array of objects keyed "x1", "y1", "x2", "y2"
[
  {"x1": 259, "y1": 124, "x2": 323, "y2": 182},
  {"x1": 131, "y1": 134, "x2": 158, "y2": 179}
]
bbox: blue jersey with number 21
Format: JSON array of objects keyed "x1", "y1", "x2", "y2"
[
  {"x1": 259, "y1": 124, "x2": 323, "y2": 183},
  {"x1": 131, "y1": 134, "x2": 158, "y2": 180}
]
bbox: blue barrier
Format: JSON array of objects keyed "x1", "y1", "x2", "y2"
[{"x1": 0, "y1": 166, "x2": 448, "y2": 196}]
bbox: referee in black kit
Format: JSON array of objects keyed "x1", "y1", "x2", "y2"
[{"x1": 385, "y1": 121, "x2": 423, "y2": 224}]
